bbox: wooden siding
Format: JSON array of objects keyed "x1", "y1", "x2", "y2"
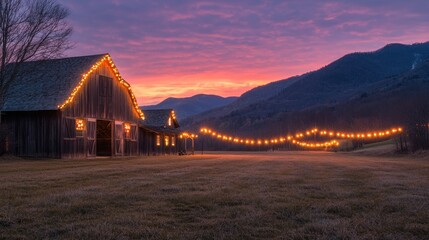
[
  {"x1": 62, "y1": 61, "x2": 140, "y2": 121},
  {"x1": 1, "y1": 59, "x2": 180, "y2": 158},
  {"x1": 60, "y1": 61, "x2": 141, "y2": 158},
  {"x1": 138, "y1": 128, "x2": 155, "y2": 156},
  {"x1": 138, "y1": 128, "x2": 178, "y2": 156},
  {"x1": 3, "y1": 111, "x2": 61, "y2": 158}
]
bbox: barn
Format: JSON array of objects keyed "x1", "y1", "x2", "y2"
[
  {"x1": 0, "y1": 54, "x2": 145, "y2": 158},
  {"x1": 139, "y1": 109, "x2": 180, "y2": 155}
]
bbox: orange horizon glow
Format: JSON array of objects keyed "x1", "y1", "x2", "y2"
[
  {"x1": 120, "y1": 62, "x2": 327, "y2": 105},
  {"x1": 131, "y1": 74, "x2": 277, "y2": 105},
  {"x1": 63, "y1": 1, "x2": 429, "y2": 105}
]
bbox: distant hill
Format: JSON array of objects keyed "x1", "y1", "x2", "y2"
[
  {"x1": 142, "y1": 94, "x2": 238, "y2": 120},
  {"x1": 241, "y1": 57, "x2": 429, "y2": 137},
  {"x1": 182, "y1": 42, "x2": 429, "y2": 136}
]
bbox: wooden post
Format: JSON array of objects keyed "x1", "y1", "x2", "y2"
[
  {"x1": 191, "y1": 138, "x2": 195, "y2": 155},
  {"x1": 201, "y1": 136, "x2": 204, "y2": 155}
]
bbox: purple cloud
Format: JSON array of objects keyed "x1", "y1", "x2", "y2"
[{"x1": 62, "y1": 0, "x2": 429, "y2": 104}]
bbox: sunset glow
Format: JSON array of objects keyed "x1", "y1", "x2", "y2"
[{"x1": 63, "y1": 0, "x2": 429, "y2": 104}]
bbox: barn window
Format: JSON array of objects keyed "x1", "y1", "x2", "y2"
[
  {"x1": 171, "y1": 136, "x2": 175, "y2": 146},
  {"x1": 168, "y1": 117, "x2": 172, "y2": 126},
  {"x1": 165, "y1": 136, "x2": 169, "y2": 146},
  {"x1": 156, "y1": 135, "x2": 160, "y2": 146}
]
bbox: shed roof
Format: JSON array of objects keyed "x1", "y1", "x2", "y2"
[
  {"x1": 140, "y1": 125, "x2": 181, "y2": 134},
  {"x1": 1, "y1": 54, "x2": 106, "y2": 111},
  {"x1": 140, "y1": 109, "x2": 179, "y2": 128}
]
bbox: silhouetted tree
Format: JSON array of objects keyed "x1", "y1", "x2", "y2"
[
  {"x1": 407, "y1": 98, "x2": 429, "y2": 152},
  {"x1": 0, "y1": 0, "x2": 72, "y2": 121},
  {"x1": 0, "y1": 0, "x2": 72, "y2": 154}
]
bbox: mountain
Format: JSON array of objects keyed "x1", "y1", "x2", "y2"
[
  {"x1": 242, "y1": 57, "x2": 429, "y2": 137},
  {"x1": 142, "y1": 94, "x2": 238, "y2": 120},
  {"x1": 182, "y1": 42, "x2": 429, "y2": 136},
  {"x1": 177, "y1": 75, "x2": 303, "y2": 124}
]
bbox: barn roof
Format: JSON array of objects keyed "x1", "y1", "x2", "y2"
[
  {"x1": 140, "y1": 125, "x2": 181, "y2": 134},
  {"x1": 1, "y1": 54, "x2": 106, "y2": 111},
  {"x1": 140, "y1": 109, "x2": 179, "y2": 128},
  {"x1": 0, "y1": 53, "x2": 145, "y2": 121}
]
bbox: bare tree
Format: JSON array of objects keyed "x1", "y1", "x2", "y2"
[
  {"x1": 407, "y1": 97, "x2": 429, "y2": 152},
  {"x1": 0, "y1": 0, "x2": 72, "y2": 122}
]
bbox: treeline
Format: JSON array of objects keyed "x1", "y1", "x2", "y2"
[{"x1": 192, "y1": 84, "x2": 429, "y2": 153}]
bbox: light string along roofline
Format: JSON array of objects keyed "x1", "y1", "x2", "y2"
[
  {"x1": 199, "y1": 126, "x2": 403, "y2": 149},
  {"x1": 57, "y1": 54, "x2": 145, "y2": 120},
  {"x1": 179, "y1": 132, "x2": 198, "y2": 139}
]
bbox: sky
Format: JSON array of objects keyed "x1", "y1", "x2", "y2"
[{"x1": 62, "y1": 0, "x2": 429, "y2": 105}]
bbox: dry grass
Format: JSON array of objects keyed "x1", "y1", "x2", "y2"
[{"x1": 0, "y1": 151, "x2": 428, "y2": 239}]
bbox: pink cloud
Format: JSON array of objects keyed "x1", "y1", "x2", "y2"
[{"x1": 63, "y1": 0, "x2": 429, "y2": 105}]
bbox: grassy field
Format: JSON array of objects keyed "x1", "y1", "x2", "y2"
[{"x1": 0, "y1": 151, "x2": 428, "y2": 239}]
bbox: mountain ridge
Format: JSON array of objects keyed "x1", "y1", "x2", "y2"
[
  {"x1": 142, "y1": 94, "x2": 238, "y2": 120},
  {"x1": 181, "y1": 41, "x2": 429, "y2": 135}
]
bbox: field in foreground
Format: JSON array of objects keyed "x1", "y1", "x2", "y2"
[{"x1": 0, "y1": 152, "x2": 428, "y2": 239}]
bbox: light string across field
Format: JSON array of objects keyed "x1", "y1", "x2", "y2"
[{"x1": 199, "y1": 126, "x2": 403, "y2": 149}]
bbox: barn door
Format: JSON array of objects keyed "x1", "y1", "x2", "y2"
[
  {"x1": 96, "y1": 120, "x2": 112, "y2": 156},
  {"x1": 129, "y1": 124, "x2": 138, "y2": 155},
  {"x1": 87, "y1": 118, "x2": 96, "y2": 157},
  {"x1": 63, "y1": 118, "x2": 76, "y2": 158},
  {"x1": 114, "y1": 121, "x2": 124, "y2": 156}
]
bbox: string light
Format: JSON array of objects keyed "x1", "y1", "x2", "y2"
[
  {"x1": 124, "y1": 123, "x2": 131, "y2": 138},
  {"x1": 179, "y1": 132, "x2": 198, "y2": 139},
  {"x1": 58, "y1": 54, "x2": 145, "y2": 120},
  {"x1": 124, "y1": 123, "x2": 131, "y2": 134},
  {"x1": 286, "y1": 127, "x2": 402, "y2": 139},
  {"x1": 199, "y1": 128, "x2": 339, "y2": 149},
  {"x1": 199, "y1": 126, "x2": 403, "y2": 149}
]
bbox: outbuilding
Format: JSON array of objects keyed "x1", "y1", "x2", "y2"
[{"x1": 139, "y1": 109, "x2": 180, "y2": 155}]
